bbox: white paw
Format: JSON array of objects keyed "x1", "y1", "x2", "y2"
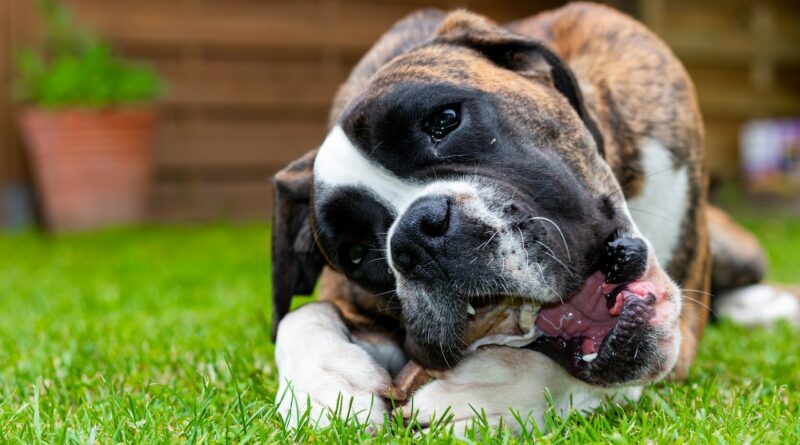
[
  {"x1": 274, "y1": 302, "x2": 391, "y2": 428},
  {"x1": 275, "y1": 376, "x2": 388, "y2": 428},
  {"x1": 715, "y1": 284, "x2": 800, "y2": 326}
]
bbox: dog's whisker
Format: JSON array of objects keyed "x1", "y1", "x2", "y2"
[
  {"x1": 606, "y1": 166, "x2": 674, "y2": 198},
  {"x1": 679, "y1": 310, "x2": 710, "y2": 324},
  {"x1": 534, "y1": 240, "x2": 574, "y2": 277},
  {"x1": 517, "y1": 226, "x2": 530, "y2": 270},
  {"x1": 372, "y1": 288, "x2": 397, "y2": 298},
  {"x1": 681, "y1": 294, "x2": 717, "y2": 316},
  {"x1": 682, "y1": 288, "x2": 714, "y2": 297},
  {"x1": 617, "y1": 206, "x2": 674, "y2": 222},
  {"x1": 530, "y1": 179, "x2": 557, "y2": 202},
  {"x1": 529, "y1": 216, "x2": 571, "y2": 262},
  {"x1": 535, "y1": 262, "x2": 562, "y2": 303},
  {"x1": 476, "y1": 228, "x2": 502, "y2": 251}
]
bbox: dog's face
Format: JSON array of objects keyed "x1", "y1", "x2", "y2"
[{"x1": 281, "y1": 14, "x2": 682, "y2": 387}]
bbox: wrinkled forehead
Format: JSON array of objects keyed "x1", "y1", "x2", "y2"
[
  {"x1": 362, "y1": 44, "x2": 536, "y2": 103},
  {"x1": 312, "y1": 42, "x2": 598, "y2": 214},
  {"x1": 313, "y1": 51, "x2": 487, "y2": 214}
]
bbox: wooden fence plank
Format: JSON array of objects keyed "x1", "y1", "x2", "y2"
[
  {"x1": 68, "y1": 0, "x2": 409, "y2": 52},
  {"x1": 150, "y1": 178, "x2": 274, "y2": 222},
  {"x1": 67, "y1": 0, "x2": 567, "y2": 53},
  {"x1": 0, "y1": 0, "x2": 11, "y2": 224},
  {"x1": 154, "y1": 58, "x2": 346, "y2": 110},
  {"x1": 156, "y1": 118, "x2": 325, "y2": 169},
  {"x1": 0, "y1": 0, "x2": 11, "y2": 198},
  {"x1": 1, "y1": 0, "x2": 39, "y2": 223},
  {"x1": 704, "y1": 119, "x2": 742, "y2": 179}
]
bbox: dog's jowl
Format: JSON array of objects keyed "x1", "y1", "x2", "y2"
[{"x1": 270, "y1": 3, "x2": 795, "y2": 429}]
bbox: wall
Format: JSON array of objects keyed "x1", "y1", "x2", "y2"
[
  {"x1": 1, "y1": 0, "x2": 797, "y2": 225},
  {"x1": 640, "y1": 0, "x2": 800, "y2": 180}
]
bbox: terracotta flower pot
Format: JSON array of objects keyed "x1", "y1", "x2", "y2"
[{"x1": 19, "y1": 107, "x2": 156, "y2": 232}]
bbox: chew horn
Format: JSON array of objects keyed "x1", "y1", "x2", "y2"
[{"x1": 389, "y1": 360, "x2": 431, "y2": 403}]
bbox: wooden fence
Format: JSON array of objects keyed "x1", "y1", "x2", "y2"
[{"x1": 1, "y1": 0, "x2": 798, "y2": 225}]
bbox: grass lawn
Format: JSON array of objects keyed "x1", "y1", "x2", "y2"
[{"x1": 1, "y1": 216, "x2": 798, "y2": 443}]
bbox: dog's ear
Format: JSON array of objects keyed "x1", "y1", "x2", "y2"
[
  {"x1": 271, "y1": 150, "x2": 326, "y2": 341},
  {"x1": 435, "y1": 11, "x2": 604, "y2": 157}
]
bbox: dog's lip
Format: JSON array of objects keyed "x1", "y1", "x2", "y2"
[
  {"x1": 465, "y1": 294, "x2": 506, "y2": 318},
  {"x1": 459, "y1": 267, "x2": 666, "y2": 384},
  {"x1": 527, "y1": 270, "x2": 662, "y2": 382},
  {"x1": 535, "y1": 272, "x2": 620, "y2": 357}
]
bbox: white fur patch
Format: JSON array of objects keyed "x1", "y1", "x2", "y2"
[
  {"x1": 314, "y1": 126, "x2": 421, "y2": 213},
  {"x1": 626, "y1": 139, "x2": 689, "y2": 267},
  {"x1": 405, "y1": 348, "x2": 642, "y2": 432},
  {"x1": 715, "y1": 284, "x2": 800, "y2": 326}
]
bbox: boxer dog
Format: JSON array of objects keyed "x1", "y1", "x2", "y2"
[{"x1": 270, "y1": 3, "x2": 799, "y2": 430}]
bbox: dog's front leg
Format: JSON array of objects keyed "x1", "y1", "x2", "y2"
[
  {"x1": 275, "y1": 301, "x2": 398, "y2": 427},
  {"x1": 404, "y1": 347, "x2": 643, "y2": 433}
]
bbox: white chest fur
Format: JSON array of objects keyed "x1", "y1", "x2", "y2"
[{"x1": 625, "y1": 139, "x2": 689, "y2": 269}]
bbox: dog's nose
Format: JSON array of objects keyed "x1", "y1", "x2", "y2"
[
  {"x1": 599, "y1": 236, "x2": 648, "y2": 283},
  {"x1": 390, "y1": 196, "x2": 451, "y2": 276}
]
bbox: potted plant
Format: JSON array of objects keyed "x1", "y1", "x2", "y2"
[{"x1": 15, "y1": 0, "x2": 163, "y2": 232}]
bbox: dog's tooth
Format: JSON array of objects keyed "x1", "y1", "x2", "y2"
[
  {"x1": 466, "y1": 303, "x2": 476, "y2": 316},
  {"x1": 581, "y1": 353, "x2": 598, "y2": 362}
]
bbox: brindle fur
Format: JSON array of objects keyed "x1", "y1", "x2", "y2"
[{"x1": 272, "y1": 3, "x2": 766, "y2": 378}]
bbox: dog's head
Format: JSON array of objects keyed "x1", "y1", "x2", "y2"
[{"x1": 272, "y1": 11, "x2": 682, "y2": 387}]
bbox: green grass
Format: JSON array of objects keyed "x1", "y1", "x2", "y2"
[{"x1": 0, "y1": 218, "x2": 798, "y2": 443}]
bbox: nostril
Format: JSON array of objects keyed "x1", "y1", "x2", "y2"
[
  {"x1": 418, "y1": 197, "x2": 451, "y2": 238},
  {"x1": 394, "y1": 249, "x2": 415, "y2": 273},
  {"x1": 503, "y1": 203, "x2": 519, "y2": 214}
]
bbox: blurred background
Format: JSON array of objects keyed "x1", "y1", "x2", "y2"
[{"x1": 1, "y1": 0, "x2": 799, "y2": 230}]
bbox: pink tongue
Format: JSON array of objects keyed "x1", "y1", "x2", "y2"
[
  {"x1": 535, "y1": 272, "x2": 617, "y2": 353},
  {"x1": 604, "y1": 281, "x2": 656, "y2": 316}
]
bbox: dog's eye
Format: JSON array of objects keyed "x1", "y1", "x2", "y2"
[
  {"x1": 423, "y1": 106, "x2": 460, "y2": 142},
  {"x1": 347, "y1": 243, "x2": 367, "y2": 265}
]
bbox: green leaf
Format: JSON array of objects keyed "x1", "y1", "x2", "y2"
[{"x1": 14, "y1": 1, "x2": 164, "y2": 108}]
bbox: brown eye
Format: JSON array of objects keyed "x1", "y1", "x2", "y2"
[{"x1": 423, "y1": 107, "x2": 460, "y2": 142}]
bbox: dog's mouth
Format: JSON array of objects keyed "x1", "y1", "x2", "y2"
[
  {"x1": 465, "y1": 269, "x2": 664, "y2": 385},
  {"x1": 529, "y1": 270, "x2": 661, "y2": 380},
  {"x1": 405, "y1": 235, "x2": 674, "y2": 384},
  {"x1": 533, "y1": 272, "x2": 620, "y2": 362}
]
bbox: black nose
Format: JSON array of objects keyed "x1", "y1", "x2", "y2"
[
  {"x1": 391, "y1": 196, "x2": 451, "y2": 276},
  {"x1": 598, "y1": 236, "x2": 648, "y2": 283}
]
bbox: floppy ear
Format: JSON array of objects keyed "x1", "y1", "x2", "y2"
[
  {"x1": 271, "y1": 150, "x2": 326, "y2": 341},
  {"x1": 435, "y1": 11, "x2": 605, "y2": 157}
]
